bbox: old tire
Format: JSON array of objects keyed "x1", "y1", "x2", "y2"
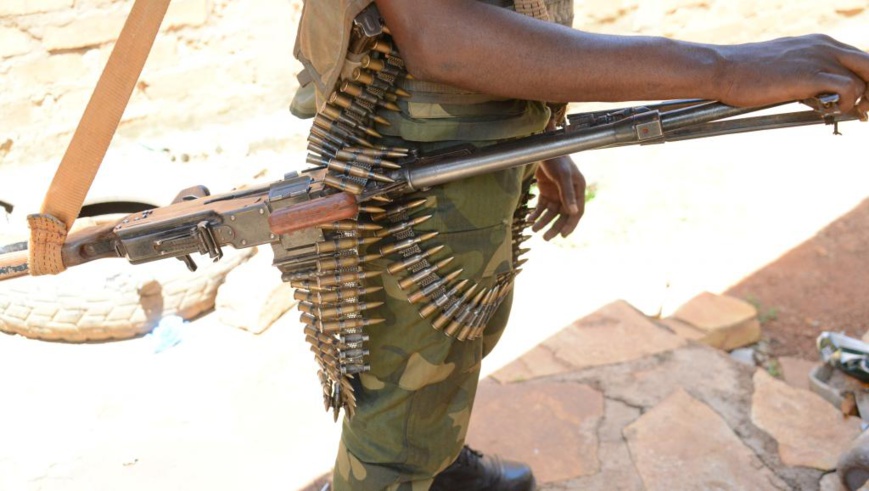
[{"x1": 0, "y1": 247, "x2": 255, "y2": 342}]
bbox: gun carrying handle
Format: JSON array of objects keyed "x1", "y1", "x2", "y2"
[
  {"x1": 0, "y1": 249, "x2": 29, "y2": 281},
  {"x1": 268, "y1": 192, "x2": 359, "y2": 235}
]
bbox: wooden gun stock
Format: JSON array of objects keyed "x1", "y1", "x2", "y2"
[{"x1": 269, "y1": 192, "x2": 358, "y2": 235}]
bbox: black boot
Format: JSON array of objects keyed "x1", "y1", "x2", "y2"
[{"x1": 430, "y1": 446, "x2": 536, "y2": 491}]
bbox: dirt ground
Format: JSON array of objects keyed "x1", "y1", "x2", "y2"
[{"x1": 728, "y1": 198, "x2": 869, "y2": 359}]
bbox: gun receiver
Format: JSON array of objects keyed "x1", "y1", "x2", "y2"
[
  {"x1": 0, "y1": 96, "x2": 863, "y2": 281},
  {"x1": 59, "y1": 170, "x2": 359, "y2": 275}
]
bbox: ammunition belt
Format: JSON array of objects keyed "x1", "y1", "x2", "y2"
[{"x1": 286, "y1": 7, "x2": 538, "y2": 421}]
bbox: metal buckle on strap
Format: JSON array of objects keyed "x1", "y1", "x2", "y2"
[{"x1": 353, "y1": 4, "x2": 383, "y2": 38}]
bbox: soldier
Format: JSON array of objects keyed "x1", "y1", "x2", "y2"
[{"x1": 294, "y1": 1, "x2": 869, "y2": 490}]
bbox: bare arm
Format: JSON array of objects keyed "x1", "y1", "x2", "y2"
[{"x1": 375, "y1": 0, "x2": 869, "y2": 113}]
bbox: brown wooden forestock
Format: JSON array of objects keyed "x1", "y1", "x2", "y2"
[{"x1": 268, "y1": 192, "x2": 359, "y2": 235}]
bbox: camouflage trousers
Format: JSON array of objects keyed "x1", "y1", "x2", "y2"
[{"x1": 331, "y1": 165, "x2": 529, "y2": 491}]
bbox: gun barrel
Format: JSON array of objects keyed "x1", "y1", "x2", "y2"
[
  {"x1": 659, "y1": 101, "x2": 771, "y2": 131},
  {"x1": 661, "y1": 107, "x2": 864, "y2": 142},
  {"x1": 400, "y1": 100, "x2": 859, "y2": 191},
  {"x1": 403, "y1": 111, "x2": 662, "y2": 190}
]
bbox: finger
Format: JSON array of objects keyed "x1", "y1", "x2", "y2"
[
  {"x1": 851, "y1": 78, "x2": 868, "y2": 109},
  {"x1": 838, "y1": 48, "x2": 869, "y2": 86},
  {"x1": 528, "y1": 198, "x2": 556, "y2": 227},
  {"x1": 857, "y1": 83, "x2": 869, "y2": 119},
  {"x1": 559, "y1": 211, "x2": 582, "y2": 238},
  {"x1": 573, "y1": 179, "x2": 586, "y2": 219},
  {"x1": 815, "y1": 72, "x2": 862, "y2": 111},
  {"x1": 526, "y1": 201, "x2": 546, "y2": 222},
  {"x1": 822, "y1": 34, "x2": 864, "y2": 52},
  {"x1": 532, "y1": 207, "x2": 559, "y2": 233},
  {"x1": 532, "y1": 207, "x2": 559, "y2": 232},
  {"x1": 543, "y1": 214, "x2": 568, "y2": 241},
  {"x1": 559, "y1": 173, "x2": 579, "y2": 215},
  {"x1": 858, "y1": 96, "x2": 869, "y2": 121}
]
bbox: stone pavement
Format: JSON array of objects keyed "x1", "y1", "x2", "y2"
[{"x1": 464, "y1": 299, "x2": 863, "y2": 491}]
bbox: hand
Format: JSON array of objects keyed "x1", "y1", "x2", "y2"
[
  {"x1": 527, "y1": 155, "x2": 586, "y2": 241},
  {"x1": 719, "y1": 34, "x2": 869, "y2": 117}
]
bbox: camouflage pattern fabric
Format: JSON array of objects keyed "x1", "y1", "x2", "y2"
[
  {"x1": 293, "y1": 0, "x2": 571, "y2": 488},
  {"x1": 332, "y1": 167, "x2": 526, "y2": 490}
]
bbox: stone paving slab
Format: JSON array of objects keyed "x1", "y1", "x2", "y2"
[
  {"x1": 471, "y1": 301, "x2": 861, "y2": 490},
  {"x1": 667, "y1": 292, "x2": 761, "y2": 351},
  {"x1": 752, "y1": 370, "x2": 862, "y2": 470},
  {"x1": 467, "y1": 380, "x2": 604, "y2": 483},
  {"x1": 625, "y1": 388, "x2": 787, "y2": 490},
  {"x1": 672, "y1": 292, "x2": 756, "y2": 331},
  {"x1": 537, "y1": 398, "x2": 644, "y2": 491},
  {"x1": 491, "y1": 300, "x2": 685, "y2": 384}
]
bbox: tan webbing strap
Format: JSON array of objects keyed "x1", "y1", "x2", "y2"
[
  {"x1": 26, "y1": 0, "x2": 171, "y2": 276},
  {"x1": 514, "y1": 0, "x2": 551, "y2": 21}
]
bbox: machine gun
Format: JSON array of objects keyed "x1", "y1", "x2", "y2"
[{"x1": 0, "y1": 95, "x2": 863, "y2": 283}]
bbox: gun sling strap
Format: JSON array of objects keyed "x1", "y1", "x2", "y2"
[{"x1": 9, "y1": 0, "x2": 171, "y2": 279}]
